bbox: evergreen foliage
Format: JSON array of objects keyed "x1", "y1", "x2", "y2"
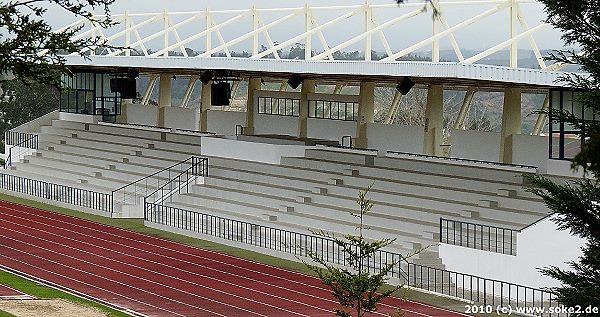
[
  {"x1": 525, "y1": 0, "x2": 600, "y2": 310},
  {"x1": 0, "y1": 0, "x2": 114, "y2": 87},
  {"x1": 304, "y1": 186, "x2": 407, "y2": 317}
]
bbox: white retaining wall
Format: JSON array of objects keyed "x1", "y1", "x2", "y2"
[
  {"x1": 206, "y1": 110, "x2": 246, "y2": 135},
  {"x1": 440, "y1": 217, "x2": 586, "y2": 289},
  {"x1": 163, "y1": 107, "x2": 199, "y2": 130},
  {"x1": 255, "y1": 114, "x2": 298, "y2": 136},
  {"x1": 451, "y1": 130, "x2": 501, "y2": 162},
  {"x1": 367, "y1": 123, "x2": 424, "y2": 153},
  {"x1": 511, "y1": 134, "x2": 547, "y2": 169},
  {"x1": 126, "y1": 103, "x2": 158, "y2": 126},
  {"x1": 201, "y1": 137, "x2": 307, "y2": 164},
  {"x1": 13, "y1": 110, "x2": 59, "y2": 133},
  {"x1": 59, "y1": 112, "x2": 103, "y2": 124},
  {"x1": 307, "y1": 119, "x2": 355, "y2": 142}
]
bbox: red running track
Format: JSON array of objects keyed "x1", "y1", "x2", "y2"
[
  {"x1": 0, "y1": 284, "x2": 32, "y2": 299},
  {"x1": 0, "y1": 200, "x2": 471, "y2": 317}
]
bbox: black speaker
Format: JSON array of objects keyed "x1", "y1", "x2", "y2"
[
  {"x1": 211, "y1": 82, "x2": 231, "y2": 106},
  {"x1": 396, "y1": 77, "x2": 415, "y2": 95},
  {"x1": 120, "y1": 78, "x2": 137, "y2": 99},
  {"x1": 287, "y1": 74, "x2": 303, "y2": 89},
  {"x1": 109, "y1": 78, "x2": 136, "y2": 98},
  {"x1": 200, "y1": 71, "x2": 213, "y2": 85}
]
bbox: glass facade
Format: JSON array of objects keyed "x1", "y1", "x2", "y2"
[
  {"x1": 60, "y1": 71, "x2": 122, "y2": 120},
  {"x1": 548, "y1": 89, "x2": 596, "y2": 160}
]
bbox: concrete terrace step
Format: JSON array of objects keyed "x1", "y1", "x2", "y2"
[
  {"x1": 48, "y1": 123, "x2": 202, "y2": 154},
  {"x1": 165, "y1": 199, "x2": 415, "y2": 255},
  {"x1": 0, "y1": 167, "x2": 110, "y2": 194},
  {"x1": 160, "y1": 200, "x2": 413, "y2": 255},
  {"x1": 281, "y1": 156, "x2": 527, "y2": 196}
]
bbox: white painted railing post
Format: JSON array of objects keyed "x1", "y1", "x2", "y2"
[
  {"x1": 364, "y1": 0, "x2": 372, "y2": 61},
  {"x1": 125, "y1": 11, "x2": 131, "y2": 57},
  {"x1": 509, "y1": 0, "x2": 518, "y2": 68},
  {"x1": 304, "y1": 3, "x2": 312, "y2": 60},
  {"x1": 163, "y1": 9, "x2": 169, "y2": 57}
]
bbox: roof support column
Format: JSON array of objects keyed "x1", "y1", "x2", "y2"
[
  {"x1": 423, "y1": 84, "x2": 444, "y2": 156},
  {"x1": 245, "y1": 77, "x2": 261, "y2": 135},
  {"x1": 500, "y1": 87, "x2": 522, "y2": 163},
  {"x1": 453, "y1": 88, "x2": 476, "y2": 130},
  {"x1": 157, "y1": 74, "x2": 172, "y2": 127},
  {"x1": 384, "y1": 91, "x2": 402, "y2": 124},
  {"x1": 180, "y1": 76, "x2": 198, "y2": 108},
  {"x1": 532, "y1": 93, "x2": 549, "y2": 136},
  {"x1": 298, "y1": 79, "x2": 316, "y2": 138},
  {"x1": 141, "y1": 75, "x2": 158, "y2": 105},
  {"x1": 199, "y1": 81, "x2": 211, "y2": 132},
  {"x1": 355, "y1": 81, "x2": 375, "y2": 148}
]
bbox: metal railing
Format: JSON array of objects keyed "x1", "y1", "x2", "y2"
[
  {"x1": 112, "y1": 156, "x2": 206, "y2": 209},
  {"x1": 440, "y1": 218, "x2": 518, "y2": 256},
  {"x1": 145, "y1": 156, "x2": 208, "y2": 205},
  {"x1": 386, "y1": 150, "x2": 537, "y2": 170},
  {"x1": 405, "y1": 262, "x2": 559, "y2": 315},
  {"x1": 4, "y1": 134, "x2": 39, "y2": 169},
  {"x1": 144, "y1": 202, "x2": 559, "y2": 315},
  {"x1": 5, "y1": 131, "x2": 38, "y2": 147},
  {"x1": 0, "y1": 173, "x2": 112, "y2": 213}
]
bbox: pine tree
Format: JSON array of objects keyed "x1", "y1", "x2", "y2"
[
  {"x1": 0, "y1": 1, "x2": 115, "y2": 87},
  {"x1": 303, "y1": 185, "x2": 410, "y2": 317},
  {"x1": 525, "y1": 0, "x2": 600, "y2": 310}
]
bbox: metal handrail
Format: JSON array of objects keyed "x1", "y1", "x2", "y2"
[
  {"x1": 4, "y1": 134, "x2": 38, "y2": 169},
  {"x1": 112, "y1": 156, "x2": 204, "y2": 207},
  {"x1": 145, "y1": 156, "x2": 208, "y2": 204},
  {"x1": 144, "y1": 201, "x2": 558, "y2": 314},
  {"x1": 386, "y1": 150, "x2": 538, "y2": 170},
  {"x1": 0, "y1": 173, "x2": 112, "y2": 213},
  {"x1": 439, "y1": 218, "x2": 518, "y2": 256}
]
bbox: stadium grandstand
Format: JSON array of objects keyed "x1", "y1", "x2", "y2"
[{"x1": 0, "y1": 0, "x2": 592, "y2": 316}]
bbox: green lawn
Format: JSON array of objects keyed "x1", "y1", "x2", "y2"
[
  {"x1": 0, "y1": 269, "x2": 129, "y2": 317},
  {"x1": 0, "y1": 310, "x2": 16, "y2": 317},
  {"x1": 0, "y1": 192, "x2": 470, "y2": 314}
]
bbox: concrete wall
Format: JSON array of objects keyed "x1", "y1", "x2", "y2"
[
  {"x1": 126, "y1": 104, "x2": 158, "y2": 126},
  {"x1": 13, "y1": 110, "x2": 59, "y2": 133},
  {"x1": 59, "y1": 112, "x2": 102, "y2": 124},
  {"x1": 451, "y1": 130, "x2": 501, "y2": 162},
  {"x1": 255, "y1": 114, "x2": 298, "y2": 136},
  {"x1": 307, "y1": 119, "x2": 355, "y2": 142},
  {"x1": 511, "y1": 134, "x2": 547, "y2": 168},
  {"x1": 205, "y1": 110, "x2": 246, "y2": 135},
  {"x1": 163, "y1": 107, "x2": 199, "y2": 130},
  {"x1": 440, "y1": 217, "x2": 585, "y2": 289},
  {"x1": 367, "y1": 123, "x2": 424, "y2": 153},
  {"x1": 201, "y1": 137, "x2": 306, "y2": 164}
]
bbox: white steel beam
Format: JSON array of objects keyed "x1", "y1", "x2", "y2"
[
  {"x1": 180, "y1": 76, "x2": 199, "y2": 108},
  {"x1": 200, "y1": 12, "x2": 296, "y2": 58},
  {"x1": 141, "y1": 76, "x2": 159, "y2": 105},
  {"x1": 312, "y1": 7, "x2": 425, "y2": 61},
  {"x1": 453, "y1": 88, "x2": 476, "y2": 130},
  {"x1": 382, "y1": 3, "x2": 509, "y2": 62},
  {"x1": 532, "y1": 94, "x2": 549, "y2": 136},
  {"x1": 384, "y1": 91, "x2": 402, "y2": 124},
  {"x1": 462, "y1": 23, "x2": 549, "y2": 64}
]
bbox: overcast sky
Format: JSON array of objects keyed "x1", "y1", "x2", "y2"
[{"x1": 44, "y1": 0, "x2": 566, "y2": 53}]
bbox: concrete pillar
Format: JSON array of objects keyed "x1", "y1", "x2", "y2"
[
  {"x1": 245, "y1": 77, "x2": 261, "y2": 135},
  {"x1": 423, "y1": 85, "x2": 444, "y2": 156},
  {"x1": 157, "y1": 74, "x2": 172, "y2": 127},
  {"x1": 199, "y1": 82, "x2": 211, "y2": 132},
  {"x1": 355, "y1": 81, "x2": 375, "y2": 148},
  {"x1": 298, "y1": 79, "x2": 316, "y2": 138},
  {"x1": 500, "y1": 87, "x2": 522, "y2": 163}
]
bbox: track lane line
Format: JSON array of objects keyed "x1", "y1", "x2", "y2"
[
  {"x1": 0, "y1": 243, "x2": 249, "y2": 317},
  {"x1": 0, "y1": 224, "x2": 322, "y2": 317},
  {"x1": 0, "y1": 201, "x2": 470, "y2": 317},
  {"x1": 0, "y1": 253, "x2": 189, "y2": 317}
]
